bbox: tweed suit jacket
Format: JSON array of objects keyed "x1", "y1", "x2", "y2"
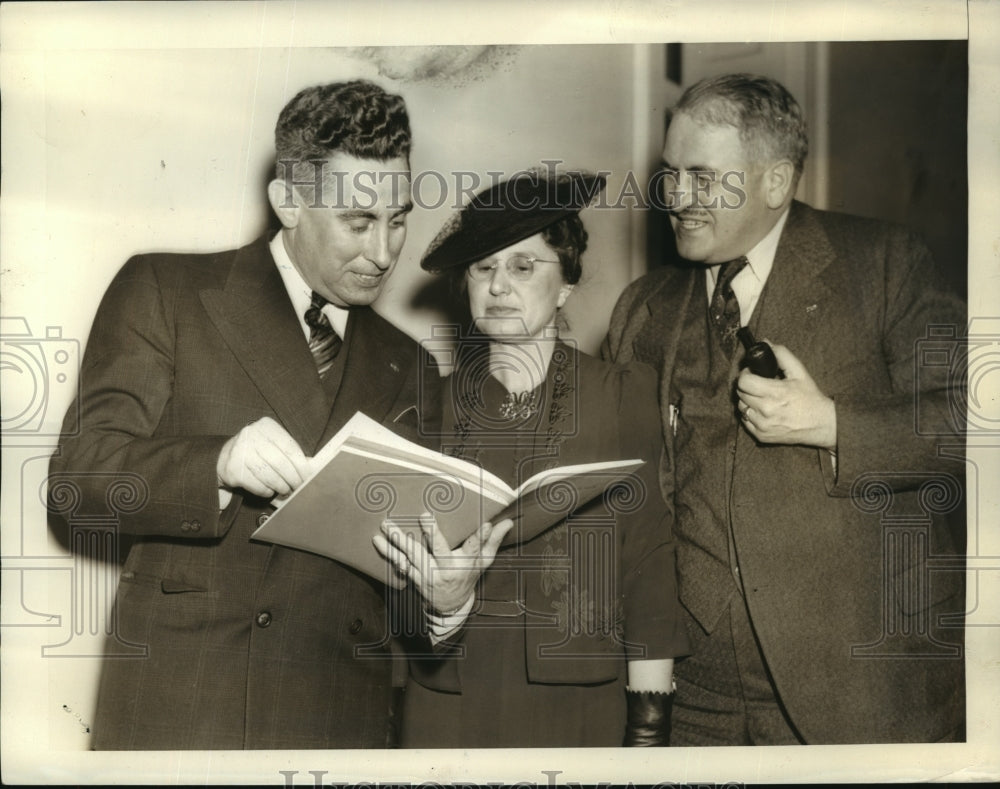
[
  {"x1": 603, "y1": 201, "x2": 966, "y2": 743},
  {"x1": 49, "y1": 235, "x2": 440, "y2": 749}
]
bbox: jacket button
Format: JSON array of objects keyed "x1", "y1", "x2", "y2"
[
  {"x1": 256, "y1": 512, "x2": 270, "y2": 527},
  {"x1": 348, "y1": 618, "x2": 363, "y2": 634},
  {"x1": 180, "y1": 521, "x2": 191, "y2": 532},
  {"x1": 256, "y1": 611, "x2": 272, "y2": 628},
  {"x1": 190, "y1": 520, "x2": 201, "y2": 532}
]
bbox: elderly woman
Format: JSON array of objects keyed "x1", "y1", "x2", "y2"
[{"x1": 375, "y1": 172, "x2": 688, "y2": 747}]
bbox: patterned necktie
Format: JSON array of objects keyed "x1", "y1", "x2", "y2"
[
  {"x1": 709, "y1": 256, "x2": 749, "y2": 357},
  {"x1": 304, "y1": 291, "x2": 342, "y2": 378}
]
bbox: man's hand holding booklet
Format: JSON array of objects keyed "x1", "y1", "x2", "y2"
[{"x1": 251, "y1": 412, "x2": 643, "y2": 587}]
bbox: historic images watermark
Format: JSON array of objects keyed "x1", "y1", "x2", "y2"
[
  {"x1": 277, "y1": 771, "x2": 744, "y2": 788},
  {"x1": 271, "y1": 158, "x2": 749, "y2": 213}
]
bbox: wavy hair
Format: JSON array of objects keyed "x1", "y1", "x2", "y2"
[
  {"x1": 274, "y1": 80, "x2": 411, "y2": 178},
  {"x1": 674, "y1": 73, "x2": 808, "y2": 177}
]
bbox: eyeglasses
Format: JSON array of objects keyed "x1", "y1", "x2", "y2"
[{"x1": 466, "y1": 253, "x2": 560, "y2": 282}]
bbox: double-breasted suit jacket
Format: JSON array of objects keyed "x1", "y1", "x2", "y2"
[
  {"x1": 603, "y1": 201, "x2": 966, "y2": 743},
  {"x1": 49, "y1": 235, "x2": 440, "y2": 749}
]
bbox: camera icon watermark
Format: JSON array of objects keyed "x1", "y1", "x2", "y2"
[
  {"x1": 1, "y1": 316, "x2": 80, "y2": 442},
  {"x1": 914, "y1": 318, "x2": 1000, "y2": 437}
]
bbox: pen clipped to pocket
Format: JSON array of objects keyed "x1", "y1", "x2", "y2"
[{"x1": 668, "y1": 396, "x2": 682, "y2": 437}]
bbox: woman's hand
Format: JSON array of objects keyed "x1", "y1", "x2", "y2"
[{"x1": 373, "y1": 512, "x2": 514, "y2": 615}]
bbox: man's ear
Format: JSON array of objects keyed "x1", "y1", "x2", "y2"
[
  {"x1": 764, "y1": 160, "x2": 796, "y2": 209},
  {"x1": 267, "y1": 179, "x2": 300, "y2": 229},
  {"x1": 557, "y1": 283, "x2": 575, "y2": 309}
]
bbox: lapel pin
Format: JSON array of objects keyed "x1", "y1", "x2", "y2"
[
  {"x1": 806, "y1": 303, "x2": 818, "y2": 314},
  {"x1": 389, "y1": 361, "x2": 400, "y2": 373}
]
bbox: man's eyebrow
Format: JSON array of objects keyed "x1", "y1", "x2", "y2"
[
  {"x1": 660, "y1": 160, "x2": 716, "y2": 173},
  {"x1": 338, "y1": 204, "x2": 413, "y2": 221},
  {"x1": 339, "y1": 209, "x2": 378, "y2": 220}
]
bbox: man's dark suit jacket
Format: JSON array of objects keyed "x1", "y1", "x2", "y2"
[
  {"x1": 49, "y1": 236, "x2": 439, "y2": 749},
  {"x1": 603, "y1": 201, "x2": 966, "y2": 743}
]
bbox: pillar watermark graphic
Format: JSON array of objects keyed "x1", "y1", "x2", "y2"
[
  {"x1": 42, "y1": 473, "x2": 149, "y2": 657},
  {"x1": 924, "y1": 319, "x2": 1000, "y2": 632},
  {"x1": 850, "y1": 471, "x2": 965, "y2": 659},
  {"x1": 848, "y1": 317, "x2": 1000, "y2": 658},
  {"x1": 356, "y1": 466, "x2": 647, "y2": 660}
]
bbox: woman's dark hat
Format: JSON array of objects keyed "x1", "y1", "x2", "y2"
[{"x1": 421, "y1": 171, "x2": 607, "y2": 272}]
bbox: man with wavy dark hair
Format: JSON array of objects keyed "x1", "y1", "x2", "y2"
[
  {"x1": 50, "y1": 80, "x2": 438, "y2": 749},
  {"x1": 605, "y1": 73, "x2": 965, "y2": 745}
]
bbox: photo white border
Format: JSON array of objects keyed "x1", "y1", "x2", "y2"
[{"x1": 2, "y1": 0, "x2": 997, "y2": 784}]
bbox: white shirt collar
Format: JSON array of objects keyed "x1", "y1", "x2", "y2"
[
  {"x1": 705, "y1": 206, "x2": 790, "y2": 324},
  {"x1": 269, "y1": 231, "x2": 349, "y2": 340},
  {"x1": 707, "y1": 207, "x2": 789, "y2": 289},
  {"x1": 744, "y1": 205, "x2": 789, "y2": 284}
]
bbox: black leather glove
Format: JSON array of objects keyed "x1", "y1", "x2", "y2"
[{"x1": 623, "y1": 689, "x2": 674, "y2": 746}]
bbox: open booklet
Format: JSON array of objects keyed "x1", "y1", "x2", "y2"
[{"x1": 251, "y1": 411, "x2": 643, "y2": 586}]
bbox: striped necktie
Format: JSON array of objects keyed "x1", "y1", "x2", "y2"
[
  {"x1": 710, "y1": 256, "x2": 749, "y2": 357},
  {"x1": 304, "y1": 291, "x2": 342, "y2": 378}
]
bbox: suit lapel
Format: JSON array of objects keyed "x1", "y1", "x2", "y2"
[
  {"x1": 630, "y1": 267, "x2": 699, "y2": 475},
  {"x1": 320, "y1": 307, "x2": 411, "y2": 443},
  {"x1": 633, "y1": 267, "x2": 699, "y2": 368},
  {"x1": 752, "y1": 201, "x2": 840, "y2": 359},
  {"x1": 199, "y1": 237, "x2": 331, "y2": 452}
]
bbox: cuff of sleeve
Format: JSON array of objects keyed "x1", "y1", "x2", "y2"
[
  {"x1": 425, "y1": 593, "x2": 475, "y2": 645},
  {"x1": 177, "y1": 435, "x2": 236, "y2": 537}
]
